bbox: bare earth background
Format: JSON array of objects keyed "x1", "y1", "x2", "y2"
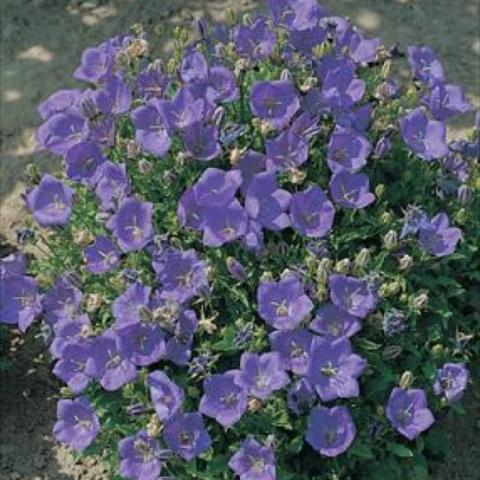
[{"x1": 0, "y1": 0, "x2": 479, "y2": 479}]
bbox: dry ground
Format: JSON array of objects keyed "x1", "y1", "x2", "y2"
[{"x1": 0, "y1": 1, "x2": 479, "y2": 479}]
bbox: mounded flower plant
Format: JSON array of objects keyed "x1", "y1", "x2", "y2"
[{"x1": 1, "y1": 1, "x2": 479, "y2": 479}]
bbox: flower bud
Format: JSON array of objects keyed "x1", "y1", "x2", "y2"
[
  {"x1": 316, "y1": 258, "x2": 331, "y2": 286},
  {"x1": 383, "y1": 230, "x2": 398, "y2": 250},
  {"x1": 72, "y1": 229, "x2": 94, "y2": 248},
  {"x1": 457, "y1": 185, "x2": 471, "y2": 205},
  {"x1": 95, "y1": 211, "x2": 111, "y2": 223},
  {"x1": 212, "y1": 106, "x2": 225, "y2": 126},
  {"x1": 379, "y1": 211, "x2": 392, "y2": 224},
  {"x1": 234, "y1": 58, "x2": 250, "y2": 77},
  {"x1": 248, "y1": 398, "x2": 263, "y2": 412},
  {"x1": 412, "y1": 292, "x2": 429, "y2": 310},
  {"x1": 260, "y1": 271, "x2": 274, "y2": 283},
  {"x1": 315, "y1": 285, "x2": 328, "y2": 302},
  {"x1": 373, "y1": 135, "x2": 392, "y2": 159},
  {"x1": 374, "y1": 183, "x2": 385, "y2": 198},
  {"x1": 229, "y1": 147, "x2": 243, "y2": 165},
  {"x1": 25, "y1": 164, "x2": 41, "y2": 184},
  {"x1": 334, "y1": 258, "x2": 351, "y2": 274},
  {"x1": 85, "y1": 293, "x2": 103, "y2": 313},
  {"x1": 354, "y1": 248, "x2": 371, "y2": 271},
  {"x1": 125, "y1": 139, "x2": 140, "y2": 158},
  {"x1": 286, "y1": 168, "x2": 306, "y2": 184},
  {"x1": 280, "y1": 69, "x2": 293, "y2": 82},
  {"x1": 259, "y1": 120, "x2": 273, "y2": 136},
  {"x1": 192, "y1": 18, "x2": 208, "y2": 39},
  {"x1": 146, "y1": 414, "x2": 162, "y2": 438},
  {"x1": 138, "y1": 159, "x2": 153, "y2": 174},
  {"x1": 242, "y1": 13, "x2": 253, "y2": 25},
  {"x1": 226, "y1": 257, "x2": 247, "y2": 282},
  {"x1": 399, "y1": 371, "x2": 414, "y2": 389},
  {"x1": 431, "y1": 344, "x2": 444, "y2": 358},
  {"x1": 299, "y1": 76, "x2": 318, "y2": 93},
  {"x1": 398, "y1": 254, "x2": 414, "y2": 270},
  {"x1": 383, "y1": 345, "x2": 403, "y2": 360}
]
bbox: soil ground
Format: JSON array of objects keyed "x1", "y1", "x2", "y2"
[{"x1": 1, "y1": 1, "x2": 479, "y2": 479}]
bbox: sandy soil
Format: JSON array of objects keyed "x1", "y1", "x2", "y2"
[{"x1": 0, "y1": 1, "x2": 479, "y2": 479}]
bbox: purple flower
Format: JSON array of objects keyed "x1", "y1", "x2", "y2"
[
  {"x1": 74, "y1": 43, "x2": 115, "y2": 84},
  {"x1": 307, "y1": 336, "x2": 367, "y2": 401},
  {"x1": 306, "y1": 406, "x2": 356, "y2": 457},
  {"x1": 163, "y1": 412, "x2": 211, "y2": 461},
  {"x1": 207, "y1": 66, "x2": 239, "y2": 103},
  {"x1": 119, "y1": 430, "x2": 166, "y2": 480},
  {"x1": 236, "y1": 352, "x2": 290, "y2": 400},
  {"x1": 165, "y1": 309, "x2": 199, "y2": 366},
  {"x1": 53, "y1": 396, "x2": 100, "y2": 451},
  {"x1": 433, "y1": 363, "x2": 469, "y2": 404},
  {"x1": 199, "y1": 370, "x2": 248, "y2": 428},
  {"x1": 287, "y1": 378, "x2": 316, "y2": 415},
  {"x1": 53, "y1": 342, "x2": 91, "y2": 393},
  {"x1": 418, "y1": 212, "x2": 462, "y2": 257},
  {"x1": 329, "y1": 274, "x2": 377, "y2": 319},
  {"x1": 373, "y1": 134, "x2": 392, "y2": 159},
  {"x1": 310, "y1": 304, "x2": 361, "y2": 338},
  {"x1": 136, "y1": 60, "x2": 169, "y2": 100},
  {"x1": 234, "y1": 17, "x2": 276, "y2": 60},
  {"x1": 202, "y1": 200, "x2": 248, "y2": 247},
  {"x1": 330, "y1": 171, "x2": 375, "y2": 209},
  {"x1": 399, "y1": 108, "x2": 448, "y2": 161},
  {"x1": 289, "y1": 185, "x2": 335, "y2": 238},
  {"x1": 235, "y1": 150, "x2": 266, "y2": 195},
  {"x1": 258, "y1": 275, "x2": 313, "y2": 330},
  {"x1": 26, "y1": 174, "x2": 74, "y2": 227},
  {"x1": 131, "y1": 100, "x2": 172, "y2": 158},
  {"x1": 250, "y1": 80, "x2": 300, "y2": 130},
  {"x1": 327, "y1": 126, "x2": 371, "y2": 173},
  {"x1": 336, "y1": 103, "x2": 373, "y2": 133},
  {"x1": 269, "y1": 0, "x2": 321, "y2": 30},
  {"x1": 386, "y1": 387, "x2": 435, "y2": 440},
  {"x1": 0, "y1": 274, "x2": 42, "y2": 332},
  {"x1": 181, "y1": 122, "x2": 222, "y2": 161},
  {"x1": 43, "y1": 275, "x2": 83, "y2": 326},
  {"x1": 423, "y1": 83, "x2": 472, "y2": 120},
  {"x1": 84, "y1": 235, "x2": 120, "y2": 274},
  {"x1": 407, "y1": 46, "x2": 445, "y2": 86},
  {"x1": 177, "y1": 187, "x2": 206, "y2": 230},
  {"x1": 181, "y1": 49, "x2": 209, "y2": 83},
  {"x1": 107, "y1": 198, "x2": 154, "y2": 253},
  {"x1": 228, "y1": 436, "x2": 276, "y2": 480},
  {"x1": 116, "y1": 321, "x2": 166, "y2": 366},
  {"x1": 265, "y1": 129, "x2": 309, "y2": 171},
  {"x1": 64, "y1": 142, "x2": 106, "y2": 185},
  {"x1": 112, "y1": 282, "x2": 151, "y2": 325},
  {"x1": 400, "y1": 205, "x2": 429, "y2": 238},
  {"x1": 193, "y1": 168, "x2": 242, "y2": 207},
  {"x1": 153, "y1": 247, "x2": 208, "y2": 304},
  {"x1": 148, "y1": 371, "x2": 184, "y2": 421},
  {"x1": 37, "y1": 108, "x2": 88, "y2": 156},
  {"x1": 338, "y1": 27, "x2": 381, "y2": 64},
  {"x1": 245, "y1": 172, "x2": 291, "y2": 231},
  {"x1": 85, "y1": 330, "x2": 138, "y2": 391},
  {"x1": 38, "y1": 89, "x2": 82, "y2": 120},
  {"x1": 94, "y1": 161, "x2": 129, "y2": 210},
  {"x1": 104, "y1": 74, "x2": 132, "y2": 114},
  {"x1": 0, "y1": 253, "x2": 27, "y2": 278},
  {"x1": 269, "y1": 329, "x2": 313, "y2": 375},
  {"x1": 317, "y1": 55, "x2": 365, "y2": 110},
  {"x1": 50, "y1": 315, "x2": 91, "y2": 358}
]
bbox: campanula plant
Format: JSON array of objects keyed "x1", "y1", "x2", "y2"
[{"x1": 1, "y1": 1, "x2": 479, "y2": 478}]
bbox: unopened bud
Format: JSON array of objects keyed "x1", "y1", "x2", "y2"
[
  {"x1": 300, "y1": 76, "x2": 318, "y2": 93},
  {"x1": 286, "y1": 168, "x2": 306, "y2": 184},
  {"x1": 26, "y1": 164, "x2": 41, "y2": 184},
  {"x1": 125, "y1": 140, "x2": 140, "y2": 158},
  {"x1": 248, "y1": 398, "x2": 263, "y2": 412},
  {"x1": 383, "y1": 345, "x2": 403, "y2": 360},
  {"x1": 138, "y1": 159, "x2": 153, "y2": 174},
  {"x1": 85, "y1": 293, "x2": 103, "y2": 313},
  {"x1": 260, "y1": 271, "x2": 274, "y2": 283},
  {"x1": 73, "y1": 229, "x2": 94, "y2": 247},
  {"x1": 316, "y1": 258, "x2": 331, "y2": 286},
  {"x1": 399, "y1": 371, "x2": 414, "y2": 389},
  {"x1": 146, "y1": 414, "x2": 162, "y2": 438},
  {"x1": 412, "y1": 292, "x2": 429, "y2": 310},
  {"x1": 383, "y1": 230, "x2": 398, "y2": 250},
  {"x1": 379, "y1": 211, "x2": 392, "y2": 224},
  {"x1": 398, "y1": 254, "x2": 414, "y2": 270},
  {"x1": 431, "y1": 344, "x2": 444, "y2": 358},
  {"x1": 334, "y1": 258, "x2": 351, "y2": 274},
  {"x1": 280, "y1": 69, "x2": 293, "y2": 82},
  {"x1": 354, "y1": 248, "x2": 371, "y2": 271},
  {"x1": 242, "y1": 13, "x2": 253, "y2": 25},
  {"x1": 457, "y1": 185, "x2": 471, "y2": 205},
  {"x1": 226, "y1": 257, "x2": 247, "y2": 282},
  {"x1": 374, "y1": 183, "x2": 386, "y2": 198},
  {"x1": 259, "y1": 120, "x2": 273, "y2": 136},
  {"x1": 212, "y1": 106, "x2": 225, "y2": 126},
  {"x1": 229, "y1": 147, "x2": 243, "y2": 165}
]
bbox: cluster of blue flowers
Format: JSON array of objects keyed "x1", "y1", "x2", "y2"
[{"x1": 1, "y1": 1, "x2": 477, "y2": 478}]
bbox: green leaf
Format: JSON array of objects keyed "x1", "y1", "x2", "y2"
[
  {"x1": 349, "y1": 441, "x2": 375, "y2": 459},
  {"x1": 388, "y1": 442, "x2": 414, "y2": 458}
]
